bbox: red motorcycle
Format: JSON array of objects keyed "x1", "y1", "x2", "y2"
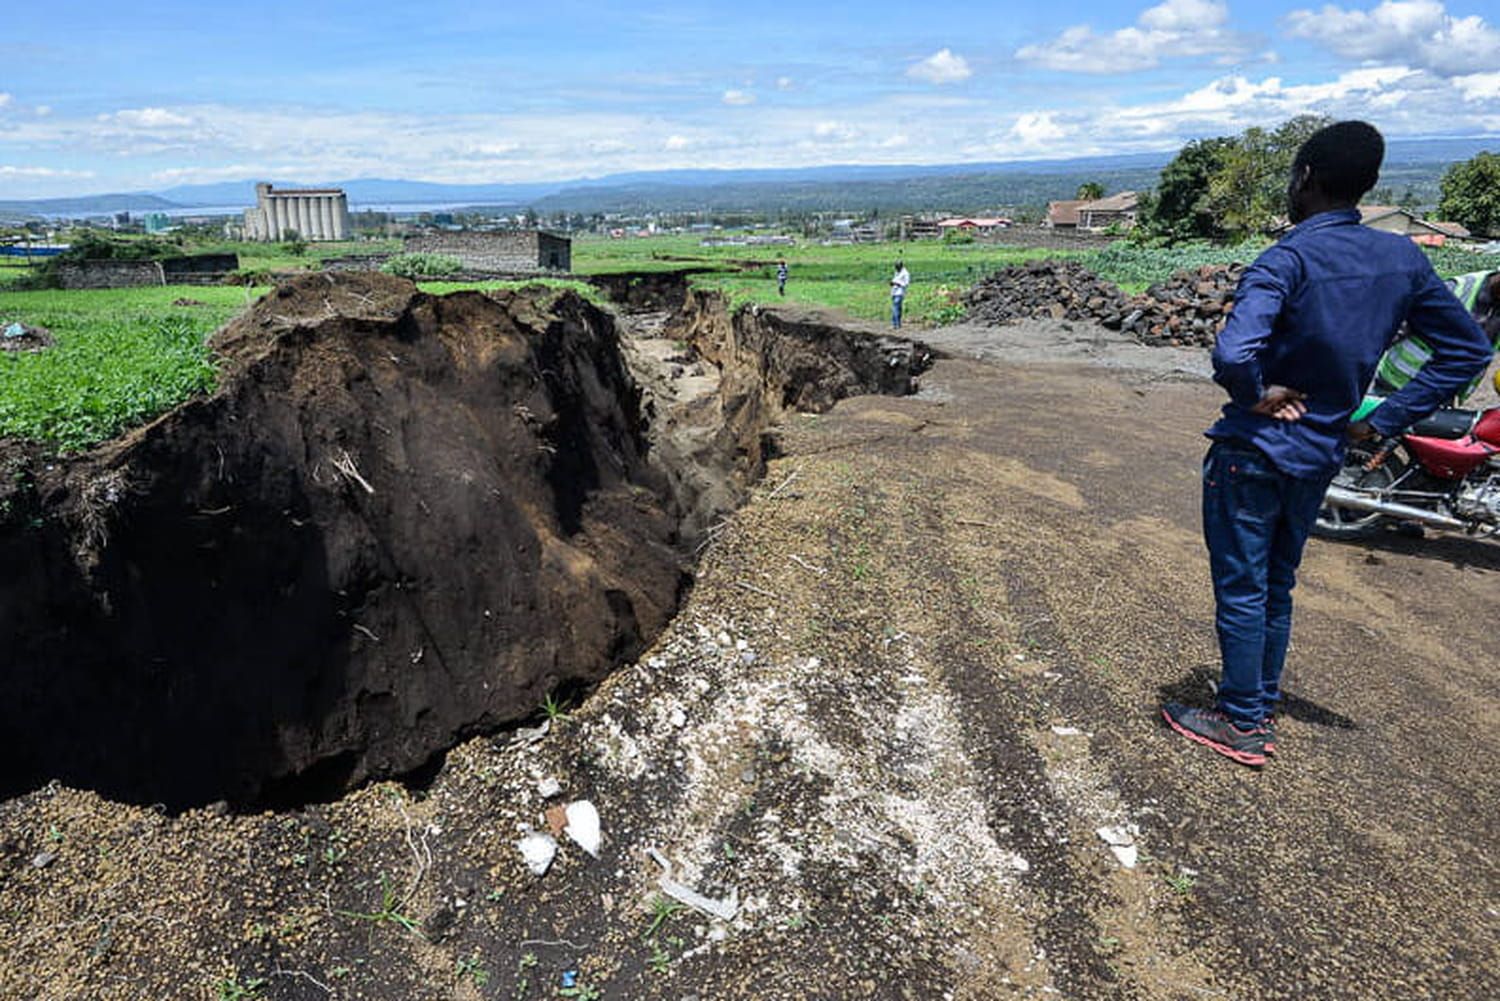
[{"x1": 1317, "y1": 398, "x2": 1500, "y2": 538}]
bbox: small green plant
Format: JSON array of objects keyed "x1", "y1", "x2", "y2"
[
  {"x1": 559, "y1": 982, "x2": 602, "y2": 1000},
  {"x1": 541, "y1": 692, "x2": 572, "y2": 723},
  {"x1": 216, "y1": 974, "x2": 267, "y2": 1001},
  {"x1": 648, "y1": 944, "x2": 671, "y2": 974},
  {"x1": 642, "y1": 895, "x2": 684, "y2": 940},
  {"x1": 457, "y1": 951, "x2": 491, "y2": 988},
  {"x1": 336, "y1": 874, "x2": 423, "y2": 935},
  {"x1": 514, "y1": 951, "x2": 538, "y2": 999},
  {"x1": 1163, "y1": 871, "x2": 1196, "y2": 896}
]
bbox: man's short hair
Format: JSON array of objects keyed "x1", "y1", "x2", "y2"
[{"x1": 1293, "y1": 121, "x2": 1385, "y2": 203}]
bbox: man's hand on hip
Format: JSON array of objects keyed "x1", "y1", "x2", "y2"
[{"x1": 1251, "y1": 385, "x2": 1308, "y2": 422}]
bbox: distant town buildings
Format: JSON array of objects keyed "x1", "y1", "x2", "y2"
[{"x1": 243, "y1": 183, "x2": 351, "y2": 242}]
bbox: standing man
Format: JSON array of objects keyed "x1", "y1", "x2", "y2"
[
  {"x1": 890, "y1": 260, "x2": 911, "y2": 329},
  {"x1": 777, "y1": 259, "x2": 789, "y2": 297},
  {"x1": 1161, "y1": 121, "x2": 1491, "y2": 767}
]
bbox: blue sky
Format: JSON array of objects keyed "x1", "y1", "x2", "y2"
[{"x1": 1, "y1": 0, "x2": 1497, "y2": 196}]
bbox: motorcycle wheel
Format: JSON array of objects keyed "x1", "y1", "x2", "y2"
[{"x1": 1314, "y1": 451, "x2": 1406, "y2": 540}]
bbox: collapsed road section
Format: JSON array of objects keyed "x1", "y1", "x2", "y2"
[{"x1": 0, "y1": 272, "x2": 931, "y2": 809}]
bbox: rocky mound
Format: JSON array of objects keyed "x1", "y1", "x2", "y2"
[
  {"x1": 1102, "y1": 263, "x2": 1245, "y2": 347},
  {"x1": 0, "y1": 273, "x2": 686, "y2": 808},
  {"x1": 965, "y1": 260, "x2": 1247, "y2": 349},
  {"x1": 965, "y1": 259, "x2": 1129, "y2": 326}
]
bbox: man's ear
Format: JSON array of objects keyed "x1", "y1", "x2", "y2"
[{"x1": 1292, "y1": 163, "x2": 1314, "y2": 195}]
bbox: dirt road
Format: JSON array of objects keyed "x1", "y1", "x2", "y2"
[{"x1": 2, "y1": 311, "x2": 1496, "y2": 999}]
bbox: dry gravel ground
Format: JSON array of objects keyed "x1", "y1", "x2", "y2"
[{"x1": 2, "y1": 314, "x2": 1498, "y2": 1000}]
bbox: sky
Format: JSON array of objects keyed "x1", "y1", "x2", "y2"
[{"x1": 1, "y1": 0, "x2": 1498, "y2": 197}]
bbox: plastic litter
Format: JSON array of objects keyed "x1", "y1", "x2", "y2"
[
  {"x1": 3, "y1": 323, "x2": 24, "y2": 339},
  {"x1": 1096, "y1": 825, "x2": 1139, "y2": 869},
  {"x1": 560, "y1": 971, "x2": 578, "y2": 989},
  {"x1": 563, "y1": 800, "x2": 602, "y2": 857},
  {"x1": 517, "y1": 832, "x2": 558, "y2": 876},
  {"x1": 536, "y1": 776, "x2": 562, "y2": 799},
  {"x1": 647, "y1": 848, "x2": 739, "y2": 921},
  {"x1": 1050, "y1": 725, "x2": 1085, "y2": 737}
]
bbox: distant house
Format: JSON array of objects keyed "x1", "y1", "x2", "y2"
[
  {"x1": 901, "y1": 216, "x2": 942, "y2": 240},
  {"x1": 937, "y1": 216, "x2": 1013, "y2": 233},
  {"x1": 1077, "y1": 192, "x2": 1140, "y2": 232},
  {"x1": 1358, "y1": 206, "x2": 1472, "y2": 246},
  {"x1": 1045, "y1": 200, "x2": 1085, "y2": 229}
]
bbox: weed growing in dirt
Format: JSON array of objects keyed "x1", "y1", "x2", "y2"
[
  {"x1": 336, "y1": 873, "x2": 423, "y2": 936},
  {"x1": 513, "y1": 951, "x2": 538, "y2": 998},
  {"x1": 559, "y1": 982, "x2": 603, "y2": 1000},
  {"x1": 642, "y1": 894, "x2": 685, "y2": 940},
  {"x1": 456, "y1": 951, "x2": 491, "y2": 988},
  {"x1": 215, "y1": 973, "x2": 267, "y2": 1001},
  {"x1": 1163, "y1": 871, "x2": 1197, "y2": 897},
  {"x1": 542, "y1": 692, "x2": 573, "y2": 723}
]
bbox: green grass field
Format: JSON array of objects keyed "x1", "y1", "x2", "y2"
[
  {"x1": 0, "y1": 286, "x2": 262, "y2": 452},
  {"x1": 2, "y1": 233, "x2": 1494, "y2": 453}
]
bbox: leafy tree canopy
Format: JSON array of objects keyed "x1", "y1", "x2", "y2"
[{"x1": 1436, "y1": 151, "x2": 1500, "y2": 237}]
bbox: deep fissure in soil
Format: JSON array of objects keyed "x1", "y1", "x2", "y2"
[{"x1": 0, "y1": 272, "x2": 931, "y2": 810}]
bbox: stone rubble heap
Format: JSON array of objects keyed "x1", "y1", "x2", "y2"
[
  {"x1": 964, "y1": 260, "x2": 1129, "y2": 327},
  {"x1": 1107, "y1": 263, "x2": 1246, "y2": 347},
  {"x1": 965, "y1": 260, "x2": 1247, "y2": 349}
]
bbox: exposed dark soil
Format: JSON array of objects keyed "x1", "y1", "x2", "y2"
[
  {"x1": 0, "y1": 274, "x2": 931, "y2": 814},
  {"x1": 0, "y1": 289, "x2": 1494, "y2": 1000}
]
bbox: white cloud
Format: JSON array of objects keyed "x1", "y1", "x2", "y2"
[
  {"x1": 0, "y1": 93, "x2": 12, "y2": 109},
  {"x1": 35, "y1": 105, "x2": 51, "y2": 117},
  {"x1": 1454, "y1": 71, "x2": 1500, "y2": 100},
  {"x1": 1007, "y1": 112, "x2": 1069, "y2": 150},
  {"x1": 105, "y1": 107, "x2": 194, "y2": 128},
  {"x1": 0, "y1": 165, "x2": 94, "y2": 178},
  {"x1": 721, "y1": 89, "x2": 756, "y2": 106},
  {"x1": 1285, "y1": 1, "x2": 1500, "y2": 76},
  {"x1": 907, "y1": 48, "x2": 972, "y2": 84},
  {"x1": 776, "y1": 76, "x2": 793, "y2": 91},
  {"x1": 664, "y1": 134, "x2": 691, "y2": 150},
  {"x1": 1017, "y1": 0, "x2": 1254, "y2": 73},
  {"x1": 813, "y1": 120, "x2": 864, "y2": 141}
]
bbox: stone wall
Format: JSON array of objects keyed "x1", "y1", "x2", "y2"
[
  {"x1": 402, "y1": 231, "x2": 572, "y2": 273},
  {"x1": 56, "y1": 254, "x2": 239, "y2": 289}
]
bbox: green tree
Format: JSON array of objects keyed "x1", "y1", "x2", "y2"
[
  {"x1": 1142, "y1": 136, "x2": 1237, "y2": 242},
  {"x1": 1076, "y1": 181, "x2": 1105, "y2": 201},
  {"x1": 1436, "y1": 151, "x2": 1500, "y2": 237},
  {"x1": 1205, "y1": 115, "x2": 1331, "y2": 240}
]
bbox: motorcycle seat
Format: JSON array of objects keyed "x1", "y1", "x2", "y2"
[{"x1": 1409, "y1": 408, "x2": 1478, "y2": 440}]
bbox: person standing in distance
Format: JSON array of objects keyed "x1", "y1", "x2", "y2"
[
  {"x1": 890, "y1": 260, "x2": 911, "y2": 329},
  {"x1": 777, "y1": 259, "x2": 789, "y2": 297},
  {"x1": 1161, "y1": 121, "x2": 1490, "y2": 767}
]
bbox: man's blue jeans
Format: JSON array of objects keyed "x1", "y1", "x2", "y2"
[
  {"x1": 891, "y1": 294, "x2": 904, "y2": 328},
  {"x1": 1202, "y1": 440, "x2": 1334, "y2": 727}
]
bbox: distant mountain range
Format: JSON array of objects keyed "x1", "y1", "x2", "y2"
[{"x1": 1, "y1": 137, "x2": 1492, "y2": 220}]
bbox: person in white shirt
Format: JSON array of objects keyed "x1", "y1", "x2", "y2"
[{"x1": 890, "y1": 261, "x2": 911, "y2": 328}]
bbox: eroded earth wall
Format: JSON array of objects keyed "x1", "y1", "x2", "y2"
[{"x1": 0, "y1": 274, "x2": 685, "y2": 808}]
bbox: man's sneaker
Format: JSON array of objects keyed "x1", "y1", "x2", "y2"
[
  {"x1": 1161, "y1": 702, "x2": 1267, "y2": 767},
  {"x1": 1261, "y1": 716, "x2": 1277, "y2": 756}
]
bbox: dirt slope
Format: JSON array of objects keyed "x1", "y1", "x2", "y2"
[
  {"x1": 1, "y1": 306, "x2": 1496, "y2": 999},
  {"x1": 0, "y1": 273, "x2": 687, "y2": 808}
]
